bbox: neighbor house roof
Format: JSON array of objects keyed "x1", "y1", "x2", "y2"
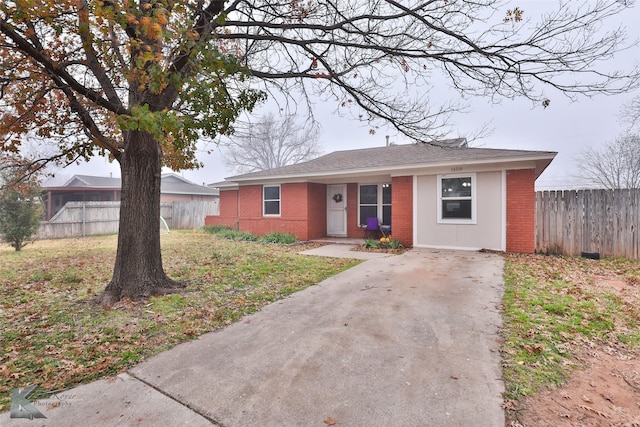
[
  {"x1": 220, "y1": 141, "x2": 556, "y2": 185},
  {"x1": 47, "y1": 173, "x2": 219, "y2": 196},
  {"x1": 63, "y1": 175, "x2": 121, "y2": 188},
  {"x1": 160, "y1": 173, "x2": 219, "y2": 196}
]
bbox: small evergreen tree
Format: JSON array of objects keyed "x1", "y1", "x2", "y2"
[{"x1": 0, "y1": 160, "x2": 42, "y2": 251}]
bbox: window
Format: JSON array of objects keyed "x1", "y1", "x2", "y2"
[
  {"x1": 437, "y1": 174, "x2": 476, "y2": 224},
  {"x1": 359, "y1": 183, "x2": 392, "y2": 225},
  {"x1": 263, "y1": 185, "x2": 280, "y2": 216}
]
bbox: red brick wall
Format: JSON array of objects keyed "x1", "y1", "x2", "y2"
[
  {"x1": 220, "y1": 190, "x2": 239, "y2": 217},
  {"x1": 205, "y1": 183, "x2": 329, "y2": 241},
  {"x1": 391, "y1": 176, "x2": 413, "y2": 247},
  {"x1": 282, "y1": 182, "x2": 307, "y2": 220},
  {"x1": 239, "y1": 184, "x2": 299, "y2": 238},
  {"x1": 206, "y1": 180, "x2": 419, "y2": 245},
  {"x1": 306, "y1": 183, "x2": 327, "y2": 239},
  {"x1": 506, "y1": 169, "x2": 535, "y2": 253},
  {"x1": 346, "y1": 183, "x2": 362, "y2": 238},
  {"x1": 205, "y1": 190, "x2": 238, "y2": 228},
  {"x1": 240, "y1": 185, "x2": 263, "y2": 219}
]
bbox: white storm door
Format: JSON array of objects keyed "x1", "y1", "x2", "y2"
[{"x1": 327, "y1": 184, "x2": 347, "y2": 236}]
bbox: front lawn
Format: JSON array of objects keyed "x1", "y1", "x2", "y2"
[
  {"x1": 502, "y1": 253, "x2": 640, "y2": 400},
  {"x1": 0, "y1": 231, "x2": 360, "y2": 411}
]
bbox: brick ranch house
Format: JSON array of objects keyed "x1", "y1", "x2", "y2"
[{"x1": 205, "y1": 140, "x2": 556, "y2": 253}]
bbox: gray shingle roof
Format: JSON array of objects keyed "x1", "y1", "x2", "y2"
[
  {"x1": 63, "y1": 175, "x2": 121, "y2": 188},
  {"x1": 52, "y1": 173, "x2": 218, "y2": 196},
  {"x1": 226, "y1": 141, "x2": 556, "y2": 182},
  {"x1": 160, "y1": 174, "x2": 219, "y2": 196}
]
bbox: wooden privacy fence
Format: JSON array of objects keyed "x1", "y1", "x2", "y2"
[
  {"x1": 535, "y1": 189, "x2": 639, "y2": 259},
  {"x1": 37, "y1": 200, "x2": 219, "y2": 240}
]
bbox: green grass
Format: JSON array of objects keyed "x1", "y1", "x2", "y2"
[
  {"x1": 0, "y1": 231, "x2": 360, "y2": 411},
  {"x1": 502, "y1": 253, "x2": 640, "y2": 400}
]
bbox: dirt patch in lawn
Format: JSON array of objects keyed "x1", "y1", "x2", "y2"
[{"x1": 507, "y1": 346, "x2": 640, "y2": 426}]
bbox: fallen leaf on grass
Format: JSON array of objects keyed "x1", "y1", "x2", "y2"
[{"x1": 520, "y1": 344, "x2": 543, "y2": 355}]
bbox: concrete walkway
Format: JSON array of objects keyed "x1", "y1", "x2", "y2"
[{"x1": 2, "y1": 248, "x2": 505, "y2": 426}]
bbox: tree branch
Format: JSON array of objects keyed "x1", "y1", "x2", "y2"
[
  {"x1": 0, "y1": 18, "x2": 127, "y2": 115},
  {"x1": 77, "y1": 0, "x2": 125, "y2": 111}
]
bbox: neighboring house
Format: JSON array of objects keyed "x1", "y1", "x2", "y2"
[
  {"x1": 43, "y1": 173, "x2": 219, "y2": 220},
  {"x1": 159, "y1": 173, "x2": 220, "y2": 202},
  {"x1": 205, "y1": 140, "x2": 556, "y2": 253}
]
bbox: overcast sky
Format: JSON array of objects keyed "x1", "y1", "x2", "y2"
[{"x1": 59, "y1": 1, "x2": 640, "y2": 191}]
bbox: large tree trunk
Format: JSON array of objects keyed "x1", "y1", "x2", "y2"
[{"x1": 98, "y1": 131, "x2": 184, "y2": 305}]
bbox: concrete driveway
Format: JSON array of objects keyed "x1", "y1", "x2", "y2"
[
  {"x1": 133, "y1": 248, "x2": 505, "y2": 426},
  {"x1": 4, "y1": 248, "x2": 505, "y2": 426}
]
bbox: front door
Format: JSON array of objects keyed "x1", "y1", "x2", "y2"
[{"x1": 327, "y1": 184, "x2": 347, "y2": 236}]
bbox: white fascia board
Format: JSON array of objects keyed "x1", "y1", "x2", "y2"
[{"x1": 214, "y1": 182, "x2": 240, "y2": 190}]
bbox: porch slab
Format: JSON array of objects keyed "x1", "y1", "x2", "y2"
[{"x1": 299, "y1": 244, "x2": 394, "y2": 259}]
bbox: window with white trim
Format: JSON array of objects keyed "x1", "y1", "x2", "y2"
[
  {"x1": 359, "y1": 183, "x2": 391, "y2": 225},
  {"x1": 263, "y1": 185, "x2": 280, "y2": 216},
  {"x1": 437, "y1": 174, "x2": 476, "y2": 224}
]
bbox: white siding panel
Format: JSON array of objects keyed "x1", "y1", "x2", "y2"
[{"x1": 415, "y1": 171, "x2": 503, "y2": 250}]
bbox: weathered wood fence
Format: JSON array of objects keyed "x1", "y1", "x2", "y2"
[
  {"x1": 535, "y1": 189, "x2": 639, "y2": 259},
  {"x1": 37, "y1": 200, "x2": 219, "y2": 239}
]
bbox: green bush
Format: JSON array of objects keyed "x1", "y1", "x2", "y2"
[
  {"x1": 259, "y1": 232, "x2": 297, "y2": 244},
  {"x1": 202, "y1": 225, "x2": 234, "y2": 234},
  {"x1": 363, "y1": 239, "x2": 379, "y2": 249},
  {"x1": 203, "y1": 226, "x2": 297, "y2": 244},
  {"x1": 202, "y1": 225, "x2": 258, "y2": 241},
  {"x1": 389, "y1": 239, "x2": 404, "y2": 249},
  {"x1": 217, "y1": 229, "x2": 259, "y2": 241}
]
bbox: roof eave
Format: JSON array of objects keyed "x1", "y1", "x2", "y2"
[
  {"x1": 43, "y1": 186, "x2": 121, "y2": 191},
  {"x1": 534, "y1": 157, "x2": 554, "y2": 179},
  {"x1": 212, "y1": 181, "x2": 240, "y2": 190}
]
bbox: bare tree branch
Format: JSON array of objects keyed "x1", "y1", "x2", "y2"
[
  {"x1": 211, "y1": 0, "x2": 640, "y2": 141},
  {"x1": 621, "y1": 94, "x2": 640, "y2": 129},
  {"x1": 576, "y1": 133, "x2": 640, "y2": 189},
  {"x1": 224, "y1": 112, "x2": 323, "y2": 173}
]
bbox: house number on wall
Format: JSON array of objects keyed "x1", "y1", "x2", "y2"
[{"x1": 451, "y1": 167, "x2": 463, "y2": 172}]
